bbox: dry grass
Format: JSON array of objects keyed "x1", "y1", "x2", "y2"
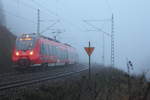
[
  {"x1": 1, "y1": 65, "x2": 150, "y2": 100},
  {"x1": 0, "y1": 25, "x2": 16, "y2": 72}
]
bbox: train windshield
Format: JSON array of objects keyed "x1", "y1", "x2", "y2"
[{"x1": 16, "y1": 37, "x2": 36, "y2": 50}]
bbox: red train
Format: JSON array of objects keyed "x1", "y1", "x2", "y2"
[{"x1": 12, "y1": 34, "x2": 78, "y2": 67}]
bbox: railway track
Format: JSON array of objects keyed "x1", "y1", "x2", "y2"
[
  {"x1": 0, "y1": 64, "x2": 74, "y2": 83},
  {"x1": 0, "y1": 64, "x2": 65, "y2": 78},
  {"x1": 0, "y1": 64, "x2": 88, "y2": 91}
]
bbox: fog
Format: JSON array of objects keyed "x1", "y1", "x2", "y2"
[
  {"x1": 1, "y1": 0, "x2": 150, "y2": 74},
  {"x1": 0, "y1": 0, "x2": 5, "y2": 25}
]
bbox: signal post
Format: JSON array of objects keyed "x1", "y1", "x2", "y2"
[{"x1": 84, "y1": 41, "x2": 94, "y2": 81}]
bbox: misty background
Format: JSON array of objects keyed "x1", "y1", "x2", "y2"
[{"x1": 0, "y1": 0, "x2": 150, "y2": 74}]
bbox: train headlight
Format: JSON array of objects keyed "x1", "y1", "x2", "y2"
[
  {"x1": 16, "y1": 51, "x2": 19, "y2": 56},
  {"x1": 29, "y1": 51, "x2": 34, "y2": 55}
]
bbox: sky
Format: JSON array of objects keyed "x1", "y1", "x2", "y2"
[{"x1": 1, "y1": 0, "x2": 150, "y2": 74}]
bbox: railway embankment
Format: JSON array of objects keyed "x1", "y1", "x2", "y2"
[
  {"x1": 0, "y1": 25, "x2": 16, "y2": 73},
  {"x1": 1, "y1": 64, "x2": 150, "y2": 100}
]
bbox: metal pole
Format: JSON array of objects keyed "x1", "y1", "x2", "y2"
[
  {"x1": 89, "y1": 41, "x2": 91, "y2": 81},
  {"x1": 127, "y1": 61, "x2": 131, "y2": 100},
  {"x1": 37, "y1": 9, "x2": 40, "y2": 35},
  {"x1": 102, "y1": 32, "x2": 105, "y2": 66},
  {"x1": 111, "y1": 14, "x2": 114, "y2": 67}
]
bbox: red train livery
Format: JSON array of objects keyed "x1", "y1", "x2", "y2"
[{"x1": 12, "y1": 34, "x2": 78, "y2": 67}]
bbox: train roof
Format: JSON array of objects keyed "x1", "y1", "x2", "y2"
[
  {"x1": 41, "y1": 35, "x2": 60, "y2": 43},
  {"x1": 19, "y1": 33, "x2": 74, "y2": 48},
  {"x1": 41, "y1": 36, "x2": 75, "y2": 49},
  {"x1": 42, "y1": 36, "x2": 74, "y2": 48}
]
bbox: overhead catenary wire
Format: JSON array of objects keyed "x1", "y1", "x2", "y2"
[
  {"x1": 5, "y1": 0, "x2": 65, "y2": 35},
  {"x1": 5, "y1": 0, "x2": 113, "y2": 33},
  {"x1": 7, "y1": 0, "x2": 37, "y2": 11},
  {"x1": 4, "y1": 0, "x2": 65, "y2": 36},
  {"x1": 83, "y1": 19, "x2": 111, "y2": 22},
  {"x1": 83, "y1": 20, "x2": 111, "y2": 37},
  {"x1": 7, "y1": 0, "x2": 57, "y2": 22},
  {"x1": 0, "y1": 9, "x2": 36, "y2": 24},
  {"x1": 31, "y1": 0, "x2": 59, "y2": 17},
  {"x1": 40, "y1": 21, "x2": 59, "y2": 34},
  {"x1": 31, "y1": 0, "x2": 67, "y2": 32},
  {"x1": 31, "y1": 0, "x2": 84, "y2": 32},
  {"x1": 40, "y1": 19, "x2": 60, "y2": 22}
]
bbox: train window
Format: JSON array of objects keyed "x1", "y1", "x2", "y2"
[
  {"x1": 48, "y1": 45, "x2": 50, "y2": 56},
  {"x1": 44, "y1": 44, "x2": 47, "y2": 56},
  {"x1": 55, "y1": 46, "x2": 57, "y2": 55},
  {"x1": 62, "y1": 50, "x2": 65, "y2": 60},
  {"x1": 48, "y1": 44, "x2": 51, "y2": 56},
  {"x1": 45, "y1": 44, "x2": 48, "y2": 56},
  {"x1": 16, "y1": 38, "x2": 36, "y2": 50},
  {"x1": 59, "y1": 49, "x2": 61, "y2": 59},
  {"x1": 66, "y1": 50, "x2": 68, "y2": 59},
  {"x1": 49, "y1": 45, "x2": 52, "y2": 55},
  {"x1": 64, "y1": 51, "x2": 66, "y2": 59},
  {"x1": 40, "y1": 43, "x2": 44, "y2": 55},
  {"x1": 43, "y1": 44, "x2": 46, "y2": 55},
  {"x1": 49, "y1": 45, "x2": 53, "y2": 56},
  {"x1": 50, "y1": 45, "x2": 52, "y2": 56},
  {"x1": 65, "y1": 50, "x2": 67, "y2": 59},
  {"x1": 46, "y1": 44, "x2": 49, "y2": 56},
  {"x1": 61, "y1": 52, "x2": 62, "y2": 59},
  {"x1": 60, "y1": 49, "x2": 62, "y2": 59},
  {"x1": 51, "y1": 46, "x2": 55, "y2": 56},
  {"x1": 54, "y1": 46, "x2": 56, "y2": 56},
  {"x1": 41, "y1": 43, "x2": 47, "y2": 56},
  {"x1": 40, "y1": 44, "x2": 42, "y2": 54},
  {"x1": 57, "y1": 48, "x2": 60, "y2": 58}
]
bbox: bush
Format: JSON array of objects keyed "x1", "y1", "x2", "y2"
[{"x1": 0, "y1": 25, "x2": 16, "y2": 72}]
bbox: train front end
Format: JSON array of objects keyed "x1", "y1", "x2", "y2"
[{"x1": 12, "y1": 34, "x2": 39, "y2": 67}]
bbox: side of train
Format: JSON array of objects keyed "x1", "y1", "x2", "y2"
[{"x1": 12, "y1": 34, "x2": 78, "y2": 67}]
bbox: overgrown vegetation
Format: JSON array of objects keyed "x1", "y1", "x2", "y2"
[
  {"x1": 0, "y1": 25, "x2": 16, "y2": 72},
  {"x1": 1, "y1": 66, "x2": 150, "y2": 100}
]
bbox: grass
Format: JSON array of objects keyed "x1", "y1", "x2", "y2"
[
  {"x1": 1, "y1": 65, "x2": 150, "y2": 100},
  {"x1": 0, "y1": 25, "x2": 16, "y2": 72}
]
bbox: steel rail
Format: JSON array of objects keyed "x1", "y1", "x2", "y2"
[{"x1": 0, "y1": 67, "x2": 88, "y2": 91}]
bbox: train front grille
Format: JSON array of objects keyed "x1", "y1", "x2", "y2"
[{"x1": 18, "y1": 59, "x2": 30, "y2": 66}]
